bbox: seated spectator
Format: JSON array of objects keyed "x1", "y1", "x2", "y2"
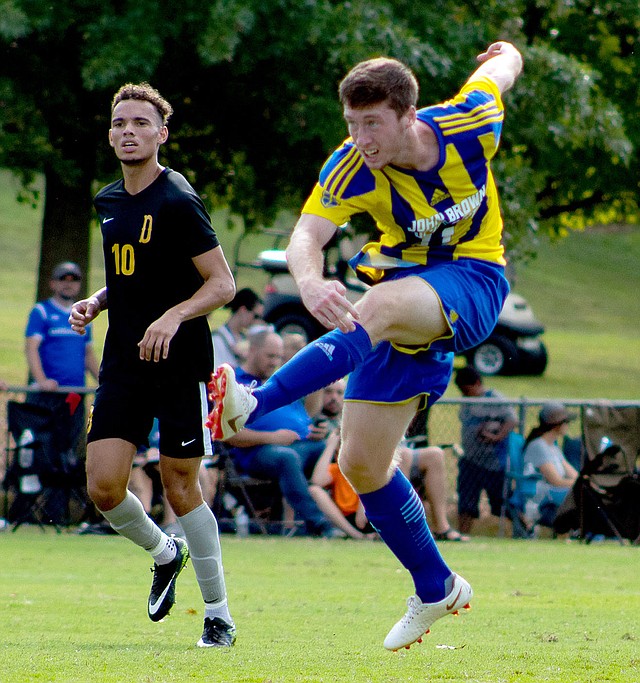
[
  {"x1": 312, "y1": 378, "x2": 345, "y2": 432},
  {"x1": 225, "y1": 328, "x2": 338, "y2": 537},
  {"x1": 396, "y1": 443, "x2": 470, "y2": 542},
  {"x1": 211, "y1": 288, "x2": 263, "y2": 368},
  {"x1": 309, "y1": 428, "x2": 377, "y2": 540},
  {"x1": 281, "y1": 331, "x2": 307, "y2": 362},
  {"x1": 454, "y1": 366, "x2": 517, "y2": 535},
  {"x1": 522, "y1": 402, "x2": 579, "y2": 526}
]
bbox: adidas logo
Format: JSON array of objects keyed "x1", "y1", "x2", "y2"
[
  {"x1": 315, "y1": 341, "x2": 335, "y2": 361},
  {"x1": 431, "y1": 188, "x2": 451, "y2": 204}
]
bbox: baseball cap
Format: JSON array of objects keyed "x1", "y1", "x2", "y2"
[
  {"x1": 539, "y1": 401, "x2": 577, "y2": 426},
  {"x1": 51, "y1": 262, "x2": 82, "y2": 280}
]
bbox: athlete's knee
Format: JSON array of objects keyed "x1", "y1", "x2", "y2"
[
  {"x1": 338, "y1": 448, "x2": 372, "y2": 490},
  {"x1": 87, "y1": 475, "x2": 127, "y2": 512},
  {"x1": 354, "y1": 287, "x2": 395, "y2": 342}
]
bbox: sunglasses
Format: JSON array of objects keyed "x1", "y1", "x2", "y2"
[{"x1": 56, "y1": 274, "x2": 82, "y2": 282}]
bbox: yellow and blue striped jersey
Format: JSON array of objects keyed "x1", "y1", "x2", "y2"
[{"x1": 302, "y1": 76, "x2": 507, "y2": 283}]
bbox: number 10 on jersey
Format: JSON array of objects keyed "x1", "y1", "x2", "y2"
[{"x1": 111, "y1": 243, "x2": 135, "y2": 275}]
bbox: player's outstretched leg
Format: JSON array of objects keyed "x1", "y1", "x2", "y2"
[
  {"x1": 197, "y1": 617, "x2": 237, "y2": 648},
  {"x1": 383, "y1": 574, "x2": 473, "y2": 651},
  {"x1": 207, "y1": 325, "x2": 374, "y2": 439},
  {"x1": 206, "y1": 364, "x2": 257, "y2": 440},
  {"x1": 147, "y1": 537, "x2": 190, "y2": 621}
]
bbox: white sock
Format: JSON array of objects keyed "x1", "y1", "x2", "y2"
[
  {"x1": 151, "y1": 535, "x2": 177, "y2": 565},
  {"x1": 100, "y1": 491, "x2": 173, "y2": 562},
  {"x1": 178, "y1": 503, "x2": 228, "y2": 604},
  {"x1": 205, "y1": 598, "x2": 233, "y2": 625}
]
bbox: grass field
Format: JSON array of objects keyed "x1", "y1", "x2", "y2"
[
  {"x1": 1, "y1": 171, "x2": 639, "y2": 683},
  {"x1": 0, "y1": 169, "x2": 638, "y2": 399},
  {"x1": 1, "y1": 530, "x2": 639, "y2": 683}
]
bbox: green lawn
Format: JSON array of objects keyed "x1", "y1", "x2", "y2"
[
  {"x1": 1, "y1": 530, "x2": 638, "y2": 683},
  {"x1": 0, "y1": 168, "x2": 638, "y2": 398}
]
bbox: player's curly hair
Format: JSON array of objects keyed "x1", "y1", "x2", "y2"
[
  {"x1": 339, "y1": 57, "x2": 418, "y2": 117},
  {"x1": 111, "y1": 82, "x2": 173, "y2": 126}
]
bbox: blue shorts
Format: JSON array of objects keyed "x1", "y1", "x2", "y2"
[{"x1": 344, "y1": 259, "x2": 509, "y2": 407}]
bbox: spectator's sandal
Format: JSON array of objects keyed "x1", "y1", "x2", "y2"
[{"x1": 433, "y1": 528, "x2": 470, "y2": 542}]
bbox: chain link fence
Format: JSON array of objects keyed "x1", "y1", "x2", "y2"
[
  {"x1": 2, "y1": 386, "x2": 638, "y2": 536},
  {"x1": 423, "y1": 397, "x2": 640, "y2": 536}
]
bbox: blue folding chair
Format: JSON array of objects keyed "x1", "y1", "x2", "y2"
[{"x1": 501, "y1": 432, "x2": 540, "y2": 538}]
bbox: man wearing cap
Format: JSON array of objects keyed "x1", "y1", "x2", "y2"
[
  {"x1": 25, "y1": 262, "x2": 100, "y2": 397},
  {"x1": 24, "y1": 262, "x2": 100, "y2": 518}
]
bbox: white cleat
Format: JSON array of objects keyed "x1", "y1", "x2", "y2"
[
  {"x1": 206, "y1": 363, "x2": 257, "y2": 440},
  {"x1": 383, "y1": 574, "x2": 473, "y2": 651}
]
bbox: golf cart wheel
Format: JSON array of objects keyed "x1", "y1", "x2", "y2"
[
  {"x1": 271, "y1": 310, "x2": 324, "y2": 342},
  {"x1": 469, "y1": 335, "x2": 519, "y2": 376},
  {"x1": 523, "y1": 344, "x2": 548, "y2": 376}
]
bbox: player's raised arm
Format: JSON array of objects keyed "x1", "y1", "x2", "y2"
[
  {"x1": 468, "y1": 41, "x2": 523, "y2": 94},
  {"x1": 287, "y1": 213, "x2": 359, "y2": 333}
]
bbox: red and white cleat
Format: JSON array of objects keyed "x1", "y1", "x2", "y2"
[{"x1": 206, "y1": 363, "x2": 257, "y2": 440}]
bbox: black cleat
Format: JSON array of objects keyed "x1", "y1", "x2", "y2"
[
  {"x1": 197, "y1": 617, "x2": 237, "y2": 648},
  {"x1": 147, "y1": 537, "x2": 189, "y2": 622}
]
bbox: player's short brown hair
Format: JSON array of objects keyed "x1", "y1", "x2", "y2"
[
  {"x1": 111, "y1": 82, "x2": 173, "y2": 126},
  {"x1": 339, "y1": 57, "x2": 419, "y2": 117}
]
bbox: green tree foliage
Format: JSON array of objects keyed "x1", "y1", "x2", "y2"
[{"x1": 0, "y1": 0, "x2": 637, "y2": 297}]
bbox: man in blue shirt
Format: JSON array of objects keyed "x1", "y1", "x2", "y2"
[
  {"x1": 25, "y1": 261, "x2": 100, "y2": 454},
  {"x1": 225, "y1": 328, "x2": 338, "y2": 537}
]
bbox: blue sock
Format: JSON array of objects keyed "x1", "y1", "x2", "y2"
[
  {"x1": 359, "y1": 469, "x2": 452, "y2": 603},
  {"x1": 249, "y1": 323, "x2": 372, "y2": 421}
]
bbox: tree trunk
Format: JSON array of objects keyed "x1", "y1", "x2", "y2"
[{"x1": 36, "y1": 167, "x2": 94, "y2": 302}]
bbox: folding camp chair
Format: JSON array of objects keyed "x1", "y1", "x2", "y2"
[
  {"x1": 554, "y1": 405, "x2": 640, "y2": 544},
  {"x1": 3, "y1": 400, "x2": 89, "y2": 531},
  {"x1": 500, "y1": 432, "x2": 539, "y2": 538},
  {"x1": 213, "y1": 445, "x2": 296, "y2": 535}
]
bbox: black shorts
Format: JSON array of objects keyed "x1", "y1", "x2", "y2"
[{"x1": 87, "y1": 376, "x2": 213, "y2": 459}]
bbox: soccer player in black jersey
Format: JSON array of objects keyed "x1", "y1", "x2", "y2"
[{"x1": 70, "y1": 83, "x2": 236, "y2": 648}]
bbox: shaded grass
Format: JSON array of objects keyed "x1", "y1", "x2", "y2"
[{"x1": 1, "y1": 531, "x2": 639, "y2": 682}]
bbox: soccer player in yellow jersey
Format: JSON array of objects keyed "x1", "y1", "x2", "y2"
[{"x1": 209, "y1": 42, "x2": 523, "y2": 650}]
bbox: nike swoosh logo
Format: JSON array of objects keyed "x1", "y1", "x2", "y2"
[
  {"x1": 148, "y1": 574, "x2": 176, "y2": 616},
  {"x1": 445, "y1": 587, "x2": 463, "y2": 611},
  {"x1": 181, "y1": 439, "x2": 196, "y2": 447},
  {"x1": 228, "y1": 415, "x2": 243, "y2": 432},
  {"x1": 103, "y1": 217, "x2": 114, "y2": 223}
]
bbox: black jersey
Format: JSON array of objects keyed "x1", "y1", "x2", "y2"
[{"x1": 94, "y1": 169, "x2": 219, "y2": 382}]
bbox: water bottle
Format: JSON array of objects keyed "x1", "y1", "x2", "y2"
[
  {"x1": 18, "y1": 430, "x2": 35, "y2": 468},
  {"x1": 17, "y1": 429, "x2": 41, "y2": 493},
  {"x1": 235, "y1": 506, "x2": 250, "y2": 538}
]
